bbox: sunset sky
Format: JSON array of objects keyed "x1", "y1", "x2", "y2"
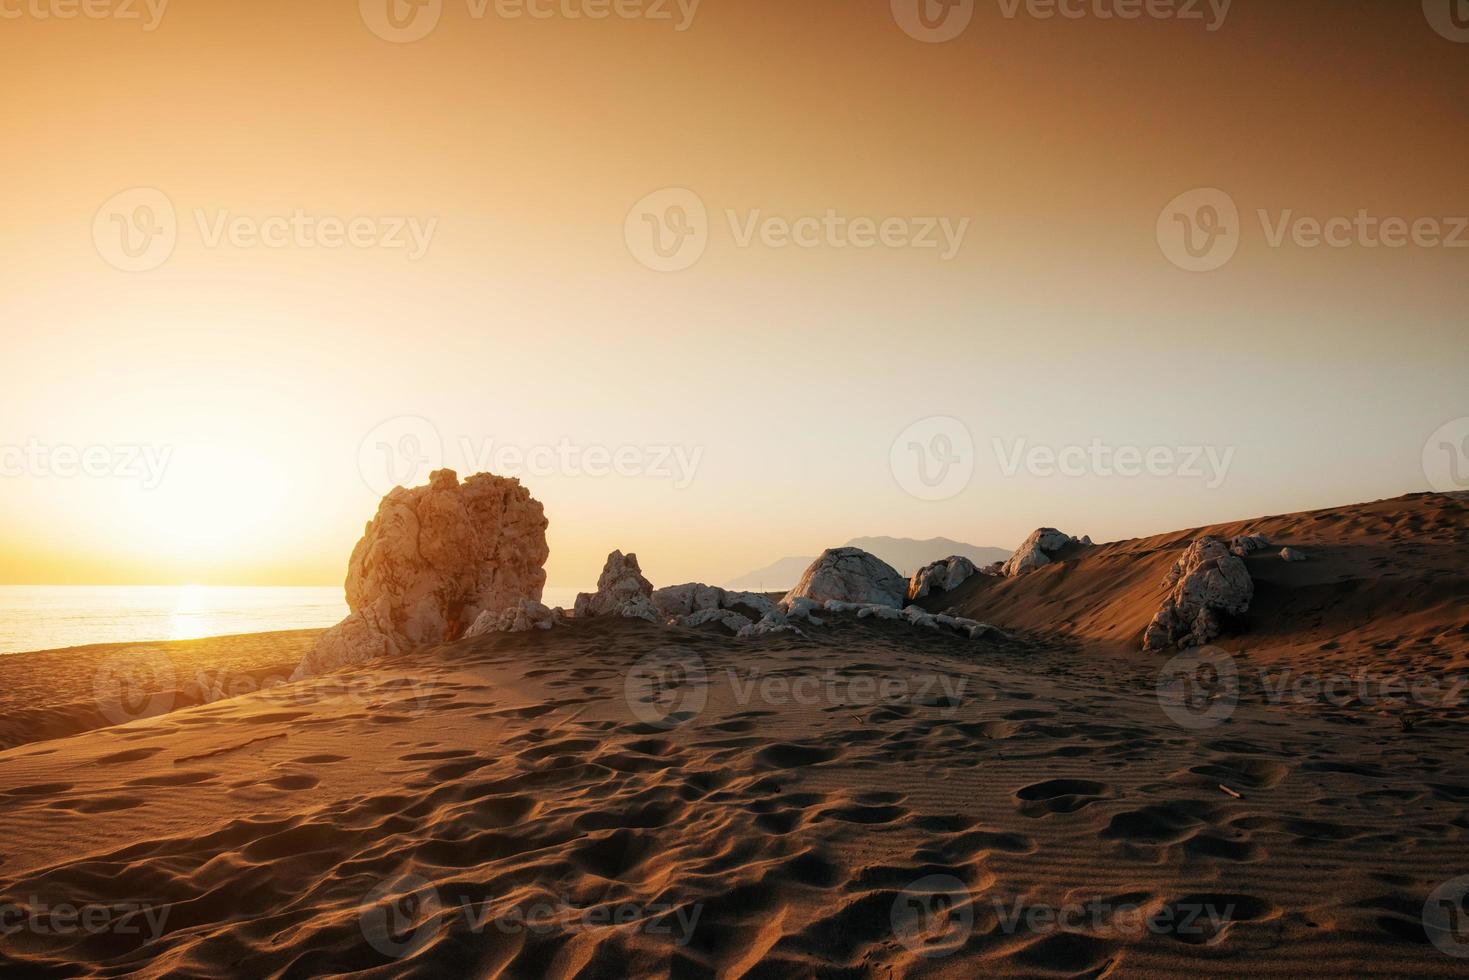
[{"x1": 2, "y1": 0, "x2": 1466, "y2": 590}]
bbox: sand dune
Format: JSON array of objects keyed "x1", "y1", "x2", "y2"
[{"x1": 1, "y1": 496, "x2": 1467, "y2": 976}]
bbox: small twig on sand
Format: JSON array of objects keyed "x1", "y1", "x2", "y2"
[{"x1": 1218, "y1": 784, "x2": 1242, "y2": 799}]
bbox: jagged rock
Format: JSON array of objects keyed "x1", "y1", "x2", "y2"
[
  {"x1": 1230, "y1": 533, "x2": 1271, "y2": 557},
  {"x1": 293, "y1": 469, "x2": 548, "y2": 678},
  {"x1": 856, "y1": 604, "x2": 903, "y2": 621},
  {"x1": 303, "y1": 601, "x2": 402, "y2": 674},
  {"x1": 723, "y1": 591, "x2": 778, "y2": 617},
  {"x1": 783, "y1": 547, "x2": 907, "y2": 608},
  {"x1": 900, "y1": 605, "x2": 942, "y2": 630},
  {"x1": 781, "y1": 596, "x2": 824, "y2": 620},
  {"x1": 465, "y1": 598, "x2": 559, "y2": 635},
  {"x1": 575, "y1": 550, "x2": 655, "y2": 618},
  {"x1": 653, "y1": 583, "x2": 776, "y2": 623},
  {"x1": 907, "y1": 556, "x2": 979, "y2": 601},
  {"x1": 1280, "y1": 547, "x2": 1307, "y2": 562},
  {"x1": 1142, "y1": 537, "x2": 1254, "y2": 651},
  {"x1": 1001, "y1": 528, "x2": 1082, "y2": 577},
  {"x1": 651, "y1": 583, "x2": 725, "y2": 619},
  {"x1": 738, "y1": 611, "x2": 804, "y2": 638},
  {"x1": 678, "y1": 607, "x2": 753, "y2": 632}
]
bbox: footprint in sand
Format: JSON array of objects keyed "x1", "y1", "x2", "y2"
[{"x1": 1014, "y1": 778, "x2": 1116, "y2": 817}]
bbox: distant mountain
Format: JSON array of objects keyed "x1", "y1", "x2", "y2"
[
  {"x1": 843, "y1": 537, "x2": 1012, "y2": 576},
  {"x1": 723, "y1": 537, "x2": 1011, "y2": 592}
]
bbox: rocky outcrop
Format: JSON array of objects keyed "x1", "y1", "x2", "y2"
[
  {"x1": 574, "y1": 551, "x2": 658, "y2": 621},
  {"x1": 738, "y1": 610, "x2": 804, "y2": 638},
  {"x1": 908, "y1": 556, "x2": 979, "y2": 601},
  {"x1": 1229, "y1": 533, "x2": 1271, "y2": 557},
  {"x1": 1001, "y1": 528, "x2": 1085, "y2": 577},
  {"x1": 652, "y1": 583, "x2": 776, "y2": 621},
  {"x1": 465, "y1": 598, "x2": 559, "y2": 635},
  {"x1": 1142, "y1": 537, "x2": 1254, "y2": 651},
  {"x1": 680, "y1": 607, "x2": 755, "y2": 632},
  {"x1": 293, "y1": 469, "x2": 549, "y2": 679},
  {"x1": 782, "y1": 548, "x2": 907, "y2": 609}
]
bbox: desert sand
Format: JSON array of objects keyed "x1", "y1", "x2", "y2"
[{"x1": 1, "y1": 494, "x2": 1467, "y2": 977}]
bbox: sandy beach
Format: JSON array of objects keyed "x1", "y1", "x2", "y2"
[{"x1": 1, "y1": 494, "x2": 1466, "y2": 977}]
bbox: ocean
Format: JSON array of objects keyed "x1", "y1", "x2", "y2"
[{"x1": 0, "y1": 585, "x2": 587, "y2": 655}]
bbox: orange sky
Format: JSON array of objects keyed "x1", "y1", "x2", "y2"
[{"x1": 2, "y1": 0, "x2": 1467, "y2": 588}]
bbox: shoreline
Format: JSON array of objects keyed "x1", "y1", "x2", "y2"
[{"x1": 0, "y1": 629, "x2": 322, "y2": 752}]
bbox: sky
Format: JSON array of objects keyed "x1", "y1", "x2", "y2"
[{"x1": 1, "y1": 0, "x2": 1467, "y2": 590}]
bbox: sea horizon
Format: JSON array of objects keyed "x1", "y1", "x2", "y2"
[{"x1": 0, "y1": 584, "x2": 589, "y2": 655}]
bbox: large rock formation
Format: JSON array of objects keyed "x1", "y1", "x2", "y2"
[
  {"x1": 1001, "y1": 528, "x2": 1086, "y2": 577},
  {"x1": 782, "y1": 547, "x2": 907, "y2": 609},
  {"x1": 907, "y1": 556, "x2": 979, "y2": 601},
  {"x1": 574, "y1": 551, "x2": 659, "y2": 621},
  {"x1": 1142, "y1": 537, "x2": 1254, "y2": 651},
  {"x1": 294, "y1": 469, "x2": 549, "y2": 678}
]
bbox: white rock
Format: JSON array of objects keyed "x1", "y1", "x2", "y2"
[
  {"x1": 465, "y1": 598, "x2": 559, "y2": 636},
  {"x1": 856, "y1": 604, "x2": 903, "y2": 621},
  {"x1": 1142, "y1": 537, "x2": 1254, "y2": 651},
  {"x1": 653, "y1": 583, "x2": 774, "y2": 620},
  {"x1": 575, "y1": 550, "x2": 655, "y2": 618},
  {"x1": 907, "y1": 556, "x2": 979, "y2": 601},
  {"x1": 678, "y1": 606, "x2": 753, "y2": 631},
  {"x1": 738, "y1": 611, "x2": 803, "y2": 638},
  {"x1": 1229, "y1": 533, "x2": 1271, "y2": 557},
  {"x1": 1001, "y1": 528, "x2": 1082, "y2": 577},
  {"x1": 783, "y1": 547, "x2": 907, "y2": 608},
  {"x1": 293, "y1": 469, "x2": 549, "y2": 679}
]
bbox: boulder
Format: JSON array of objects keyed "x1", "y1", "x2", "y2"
[
  {"x1": 1142, "y1": 537, "x2": 1254, "y2": 651},
  {"x1": 465, "y1": 598, "x2": 559, "y2": 635},
  {"x1": 1001, "y1": 528, "x2": 1082, "y2": 577},
  {"x1": 654, "y1": 583, "x2": 776, "y2": 621},
  {"x1": 679, "y1": 607, "x2": 754, "y2": 632},
  {"x1": 651, "y1": 583, "x2": 725, "y2": 619},
  {"x1": 738, "y1": 610, "x2": 804, "y2": 638},
  {"x1": 908, "y1": 556, "x2": 979, "y2": 601},
  {"x1": 574, "y1": 550, "x2": 655, "y2": 618},
  {"x1": 1230, "y1": 533, "x2": 1271, "y2": 557},
  {"x1": 293, "y1": 469, "x2": 548, "y2": 678},
  {"x1": 1280, "y1": 547, "x2": 1307, "y2": 562},
  {"x1": 782, "y1": 547, "x2": 907, "y2": 609}
]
